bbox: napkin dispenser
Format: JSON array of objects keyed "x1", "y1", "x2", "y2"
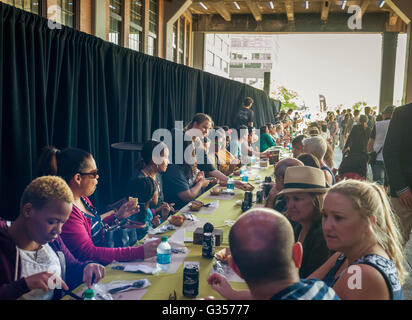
[{"x1": 193, "y1": 228, "x2": 223, "y2": 246}]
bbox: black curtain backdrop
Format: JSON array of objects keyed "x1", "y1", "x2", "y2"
[{"x1": 0, "y1": 3, "x2": 280, "y2": 220}]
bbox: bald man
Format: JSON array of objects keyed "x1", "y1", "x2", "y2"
[
  {"x1": 208, "y1": 208, "x2": 338, "y2": 300},
  {"x1": 265, "y1": 158, "x2": 304, "y2": 211}
]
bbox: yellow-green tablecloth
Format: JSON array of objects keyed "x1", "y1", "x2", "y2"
[{"x1": 66, "y1": 163, "x2": 279, "y2": 300}]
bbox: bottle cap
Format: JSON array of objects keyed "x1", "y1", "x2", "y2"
[
  {"x1": 83, "y1": 289, "x2": 94, "y2": 299},
  {"x1": 203, "y1": 222, "x2": 214, "y2": 233},
  {"x1": 161, "y1": 236, "x2": 168, "y2": 242}
]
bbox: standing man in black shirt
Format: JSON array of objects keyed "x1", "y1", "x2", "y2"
[
  {"x1": 383, "y1": 103, "x2": 412, "y2": 247},
  {"x1": 234, "y1": 97, "x2": 255, "y2": 129}
]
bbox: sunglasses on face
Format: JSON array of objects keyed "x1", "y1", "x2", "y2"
[{"x1": 79, "y1": 170, "x2": 99, "y2": 178}]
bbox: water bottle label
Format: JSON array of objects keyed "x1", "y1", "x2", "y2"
[{"x1": 157, "y1": 253, "x2": 171, "y2": 265}]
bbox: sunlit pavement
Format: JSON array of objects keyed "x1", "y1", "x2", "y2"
[{"x1": 333, "y1": 146, "x2": 412, "y2": 299}]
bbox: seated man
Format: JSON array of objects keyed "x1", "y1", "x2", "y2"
[{"x1": 208, "y1": 208, "x2": 339, "y2": 300}]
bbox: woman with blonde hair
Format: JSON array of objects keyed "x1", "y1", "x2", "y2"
[{"x1": 310, "y1": 179, "x2": 406, "y2": 300}]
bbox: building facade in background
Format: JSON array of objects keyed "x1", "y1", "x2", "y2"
[
  {"x1": 229, "y1": 35, "x2": 279, "y2": 90},
  {"x1": 203, "y1": 34, "x2": 230, "y2": 78}
]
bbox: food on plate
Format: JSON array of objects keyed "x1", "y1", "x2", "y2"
[
  {"x1": 215, "y1": 248, "x2": 231, "y2": 264},
  {"x1": 242, "y1": 183, "x2": 255, "y2": 192},
  {"x1": 189, "y1": 200, "x2": 204, "y2": 211},
  {"x1": 210, "y1": 186, "x2": 224, "y2": 196},
  {"x1": 169, "y1": 214, "x2": 185, "y2": 227}
]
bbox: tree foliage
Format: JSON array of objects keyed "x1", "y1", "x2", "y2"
[{"x1": 272, "y1": 86, "x2": 300, "y2": 110}]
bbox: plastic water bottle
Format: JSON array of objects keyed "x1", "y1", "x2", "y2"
[
  {"x1": 157, "y1": 236, "x2": 172, "y2": 272},
  {"x1": 83, "y1": 289, "x2": 96, "y2": 300},
  {"x1": 240, "y1": 166, "x2": 248, "y2": 182},
  {"x1": 227, "y1": 176, "x2": 235, "y2": 193},
  {"x1": 251, "y1": 155, "x2": 257, "y2": 166}
]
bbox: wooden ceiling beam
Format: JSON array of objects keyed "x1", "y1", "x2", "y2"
[
  {"x1": 321, "y1": 1, "x2": 330, "y2": 22},
  {"x1": 389, "y1": 12, "x2": 399, "y2": 25},
  {"x1": 285, "y1": 1, "x2": 294, "y2": 21},
  {"x1": 209, "y1": 1, "x2": 231, "y2": 21},
  {"x1": 245, "y1": 0, "x2": 262, "y2": 22},
  {"x1": 360, "y1": 0, "x2": 371, "y2": 18}
]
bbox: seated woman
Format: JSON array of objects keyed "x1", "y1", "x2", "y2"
[
  {"x1": 0, "y1": 176, "x2": 105, "y2": 300},
  {"x1": 309, "y1": 179, "x2": 406, "y2": 300},
  {"x1": 213, "y1": 127, "x2": 240, "y2": 176},
  {"x1": 127, "y1": 177, "x2": 167, "y2": 240},
  {"x1": 277, "y1": 166, "x2": 331, "y2": 278},
  {"x1": 37, "y1": 146, "x2": 161, "y2": 266},
  {"x1": 181, "y1": 113, "x2": 248, "y2": 189},
  {"x1": 162, "y1": 140, "x2": 211, "y2": 210},
  {"x1": 259, "y1": 125, "x2": 277, "y2": 153},
  {"x1": 134, "y1": 140, "x2": 174, "y2": 217}
]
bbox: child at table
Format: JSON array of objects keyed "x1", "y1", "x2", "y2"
[{"x1": 127, "y1": 176, "x2": 170, "y2": 240}]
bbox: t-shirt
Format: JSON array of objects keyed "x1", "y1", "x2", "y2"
[
  {"x1": 234, "y1": 107, "x2": 254, "y2": 128},
  {"x1": 270, "y1": 279, "x2": 339, "y2": 300},
  {"x1": 18, "y1": 244, "x2": 62, "y2": 300},
  {"x1": 259, "y1": 133, "x2": 276, "y2": 153},
  {"x1": 162, "y1": 164, "x2": 197, "y2": 210}
]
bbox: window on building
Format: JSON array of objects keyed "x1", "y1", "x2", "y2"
[
  {"x1": 223, "y1": 61, "x2": 228, "y2": 73},
  {"x1": 109, "y1": 0, "x2": 122, "y2": 45},
  {"x1": 245, "y1": 63, "x2": 261, "y2": 68},
  {"x1": 230, "y1": 62, "x2": 243, "y2": 69},
  {"x1": 129, "y1": 0, "x2": 143, "y2": 51},
  {"x1": 252, "y1": 53, "x2": 260, "y2": 60},
  {"x1": 60, "y1": 0, "x2": 75, "y2": 28},
  {"x1": 206, "y1": 50, "x2": 214, "y2": 67},
  {"x1": 7, "y1": 0, "x2": 41, "y2": 14},
  {"x1": 172, "y1": 21, "x2": 177, "y2": 62},
  {"x1": 185, "y1": 19, "x2": 190, "y2": 66},
  {"x1": 178, "y1": 17, "x2": 184, "y2": 64},
  {"x1": 147, "y1": 0, "x2": 158, "y2": 56}
]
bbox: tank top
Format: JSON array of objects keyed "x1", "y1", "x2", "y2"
[{"x1": 322, "y1": 253, "x2": 403, "y2": 300}]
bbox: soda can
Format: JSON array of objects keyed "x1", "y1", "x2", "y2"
[
  {"x1": 256, "y1": 190, "x2": 264, "y2": 204},
  {"x1": 202, "y1": 233, "x2": 215, "y2": 259},
  {"x1": 183, "y1": 262, "x2": 199, "y2": 298}
]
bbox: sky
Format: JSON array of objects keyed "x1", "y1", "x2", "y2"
[{"x1": 272, "y1": 33, "x2": 407, "y2": 112}]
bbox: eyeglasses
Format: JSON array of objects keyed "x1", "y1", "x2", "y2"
[{"x1": 79, "y1": 170, "x2": 99, "y2": 178}]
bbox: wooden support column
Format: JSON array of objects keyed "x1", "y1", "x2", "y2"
[
  {"x1": 123, "y1": 0, "x2": 131, "y2": 48},
  {"x1": 142, "y1": 0, "x2": 150, "y2": 53},
  {"x1": 92, "y1": 0, "x2": 108, "y2": 40},
  {"x1": 379, "y1": 32, "x2": 398, "y2": 112},
  {"x1": 192, "y1": 31, "x2": 205, "y2": 70}
]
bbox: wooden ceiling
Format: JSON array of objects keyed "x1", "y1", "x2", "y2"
[
  {"x1": 190, "y1": 1, "x2": 392, "y2": 20},
  {"x1": 189, "y1": 0, "x2": 406, "y2": 33}
]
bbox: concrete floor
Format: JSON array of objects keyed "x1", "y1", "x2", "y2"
[{"x1": 333, "y1": 147, "x2": 412, "y2": 299}]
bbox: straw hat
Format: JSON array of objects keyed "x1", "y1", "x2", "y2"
[{"x1": 276, "y1": 166, "x2": 328, "y2": 196}]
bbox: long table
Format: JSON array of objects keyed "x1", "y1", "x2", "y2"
[{"x1": 67, "y1": 163, "x2": 279, "y2": 300}]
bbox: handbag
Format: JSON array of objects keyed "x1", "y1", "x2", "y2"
[{"x1": 368, "y1": 146, "x2": 383, "y2": 165}]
